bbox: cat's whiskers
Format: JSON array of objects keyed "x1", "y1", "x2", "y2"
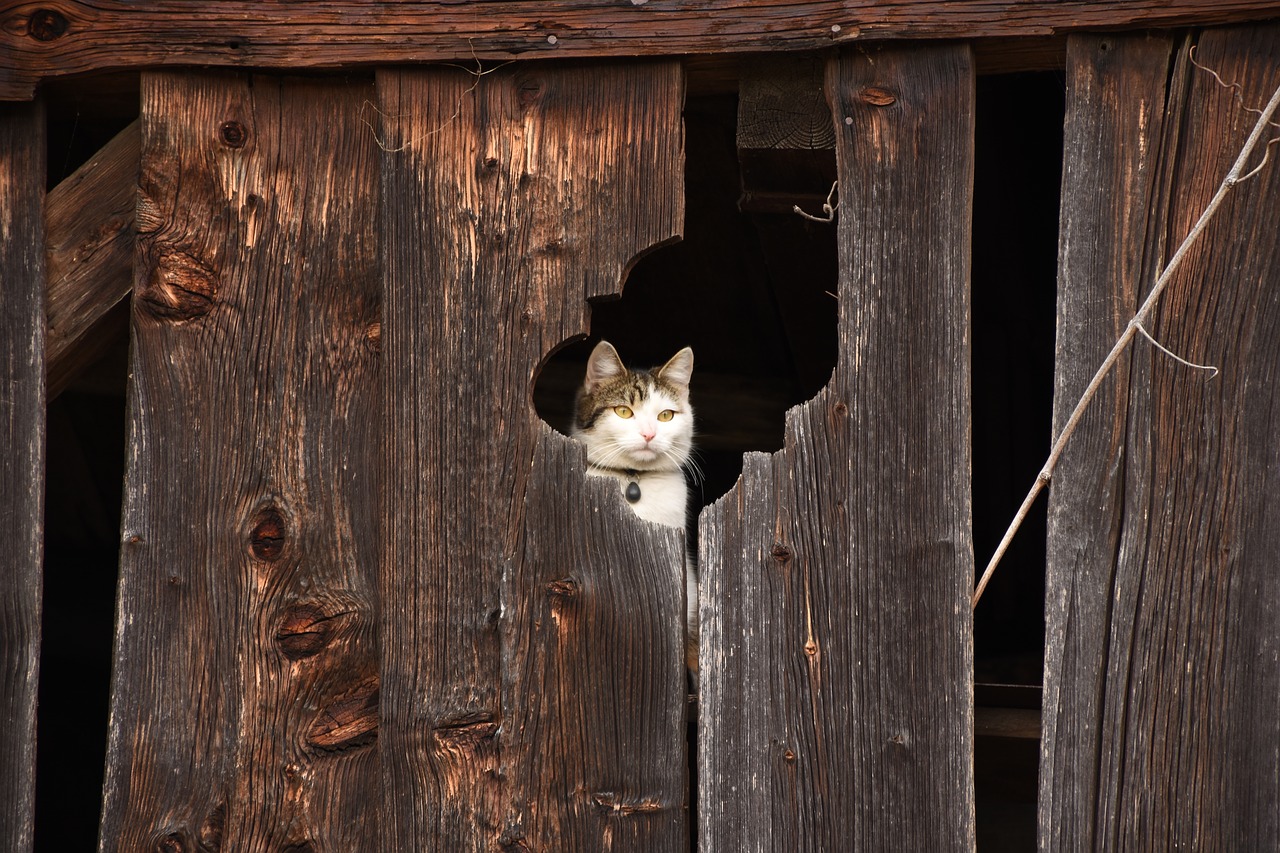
[
  {"x1": 678, "y1": 447, "x2": 706, "y2": 485},
  {"x1": 589, "y1": 443, "x2": 633, "y2": 472}
]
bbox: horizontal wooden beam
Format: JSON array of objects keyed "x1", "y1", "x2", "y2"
[
  {"x1": 4, "y1": 0, "x2": 1280, "y2": 100},
  {"x1": 45, "y1": 118, "x2": 138, "y2": 398}
]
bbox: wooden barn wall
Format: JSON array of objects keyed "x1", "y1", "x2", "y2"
[
  {"x1": 99, "y1": 75, "x2": 383, "y2": 850},
  {"x1": 0, "y1": 99, "x2": 45, "y2": 853},
  {"x1": 376, "y1": 62, "x2": 687, "y2": 851},
  {"x1": 699, "y1": 44, "x2": 977, "y2": 850},
  {"x1": 1043, "y1": 24, "x2": 1280, "y2": 850},
  {"x1": 18, "y1": 19, "x2": 1269, "y2": 849}
]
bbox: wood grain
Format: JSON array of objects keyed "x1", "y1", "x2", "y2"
[
  {"x1": 698, "y1": 44, "x2": 975, "y2": 851},
  {"x1": 1043, "y1": 25, "x2": 1280, "y2": 850},
  {"x1": 45, "y1": 118, "x2": 139, "y2": 398},
  {"x1": 737, "y1": 55, "x2": 834, "y2": 151},
  {"x1": 377, "y1": 62, "x2": 686, "y2": 850},
  {"x1": 3, "y1": 0, "x2": 1280, "y2": 100},
  {"x1": 1039, "y1": 32, "x2": 1175, "y2": 850},
  {"x1": 99, "y1": 74, "x2": 382, "y2": 851},
  {"x1": 0, "y1": 98, "x2": 44, "y2": 853}
]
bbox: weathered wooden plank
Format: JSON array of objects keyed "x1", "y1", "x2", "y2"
[
  {"x1": 377, "y1": 62, "x2": 685, "y2": 850},
  {"x1": 46, "y1": 118, "x2": 139, "y2": 398},
  {"x1": 4, "y1": 0, "x2": 1280, "y2": 100},
  {"x1": 699, "y1": 44, "x2": 975, "y2": 851},
  {"x1": 1039, "y1": 32, "x2": 1175, "y2": 850},
  {"x1": 0, "y1": 98, "x2": 45, "y2": 853},
  {"x1": 1043, "y1": 25, "x2": 1280, "y2": 850},
  {"x1": 99, "y1": 74, "x2": 381, "y2": 851}
]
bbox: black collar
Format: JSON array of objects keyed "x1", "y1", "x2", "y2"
[
  {"x1": 587, "y1": 463, "x2": 642, "y2": 478},
  {"x1": 588, "y1": 463, "x2": 644, "y2": 504}
]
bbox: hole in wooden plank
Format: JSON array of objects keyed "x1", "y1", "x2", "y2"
[{"x1": 532, "y1": 91, "x2": 840, "y2": 514}]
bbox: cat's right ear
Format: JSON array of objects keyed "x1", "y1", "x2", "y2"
[
  {"x1": 584, "y1": 340, "x2": 625, "y2": 393},
  {"x1": 658, "y1": 347, "x2": 694, "y2": 391}
]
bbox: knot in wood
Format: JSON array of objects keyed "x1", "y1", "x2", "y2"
[
  {"x1": 219, "y1": 121, "x2": 248, "y2": 148},
  {"x1": 518, "y1": 79, "x2": 543, "y2": 107},
  {"x1": 499, "y1": 830, "x2": 532, "y2": 851},
  {"x1": 547, "y1": 577, "x2": 578, "y2": 598},
  {"x1": 198, "y1": 801, "x2": 226, "y2": 851},
  {"x1": 154, "y1": 832, "x2": 187, "y2": 853},
  {"x1": 771, "y1": 543, "x2": 792, "y2": 564},
  {"x1": 832, "y1": 401, "x2": 848, "y2": 416},
  {"x1": 307, "y1": 677, "x2": 380, "y2": 752},
  {"x1": 364, "y1": 321, "x2": 382, "y2": 354},
  {"x1": 859, "y1": 86, "x2": 897, "y2": 107},
  {"x1": 249, "y1": 506, "x2": 288, "y2": 562},
  {"x1": 276, "y1": 603, "x2": 342, "y2": 659},
  {"x1": 139, "y1": 251, "x2": 218, "y2": 321},
  {"x1": 431, "y1": 716, "x2": 500, "y2": 758},
  {"x1": 27, "y1": 9, "x2": 69, "y2": 41}
]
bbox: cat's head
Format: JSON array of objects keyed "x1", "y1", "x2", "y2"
[{"x1": 572, "y1": 340, "x2": 694, "y2": 473}]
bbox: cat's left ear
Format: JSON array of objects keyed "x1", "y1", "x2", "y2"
[{"x1": 658, "y1": 347, "x2": 694, "y2": 391}]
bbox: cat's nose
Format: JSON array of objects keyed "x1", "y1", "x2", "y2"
[{"x1": 640, "y1": 425, "x2": 657, "y2": 442}]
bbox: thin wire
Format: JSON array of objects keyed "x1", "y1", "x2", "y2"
[{"x1": 1132, "y1": 321, "x2": 1218, "y2": 378}]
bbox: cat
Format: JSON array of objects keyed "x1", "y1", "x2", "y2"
[{"x1": 572, "y1": 340, "x2": 699, "y2": 675}]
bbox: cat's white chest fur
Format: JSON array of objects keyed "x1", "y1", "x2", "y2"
[{"x1": 588, "y1": 468, "x2": 687, "y2": 529}]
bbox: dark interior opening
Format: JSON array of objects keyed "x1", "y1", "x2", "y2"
[
  {"x1": 971, "y1": 69, "x2": 1065, "y2": 851},
  {"x1": 36, "y1": 75, "x2": 139, "y2": 852}
]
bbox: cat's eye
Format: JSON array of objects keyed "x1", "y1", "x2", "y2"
[
  {"x1": 613, "y1": 405, "x2": 634, "y2": 419},
  {"x1": 658, "y1": 410, "x2": 675, "y2": 422}
]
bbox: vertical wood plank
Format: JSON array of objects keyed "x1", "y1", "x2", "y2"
[
  {"x1": 699, "y1": 44, "x2": 976, "y2": 851},
  {"x1": 377, "y1": 62, "x2": 686, "y2": 850},
  {"x1": 0, "y1": 99, "x2": 45, "y2": 853},
  {"x1": 99, "y1": 74, "x2": 381, "y2": 851},
  {"x1": 1044, "y1": 25, "x2": 1280, "y2": 850},
  {"x1": 1040, "y1": 32, "x2": 1175, "y2": 850}
]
